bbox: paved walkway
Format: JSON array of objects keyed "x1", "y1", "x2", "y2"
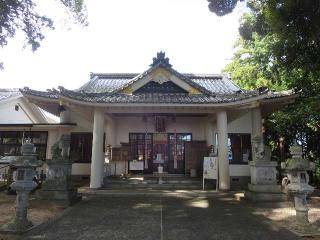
[{"x1": 23, "y1": 192, "x2": 301, "y2": 240}]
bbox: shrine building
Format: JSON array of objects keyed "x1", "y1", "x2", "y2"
[{"x1": 20, "y1": 52, "x2": 296, "y2": 189}]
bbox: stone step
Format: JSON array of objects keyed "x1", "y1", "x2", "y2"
[
  {"x1": 105, "y1": 180, "x2": 201, "y2": 185},
  {"x1": 103, "y1": 183, "x2": 202, "y2": 190},
  {"x1": 102, "y1": 175, "x2": 206, "y2": 190}
]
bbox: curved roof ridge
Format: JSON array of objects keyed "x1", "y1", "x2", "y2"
[
  {"x1": 20, "y1": 87, "x2": 59, "y2": 100},
  {"x1": 89, "y1": 72, "x2": 226, "y2": 79},
  {"x1": 90, "y1": 73, "x2": 139, "y2": 78},
  {"x1": 183, "y1": 73, "x2": 224, "y2": 78}
]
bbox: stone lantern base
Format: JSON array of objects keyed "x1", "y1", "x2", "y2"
[
  {"x1": 245, "y1": 161, "x2": 285, "y2": 201},
  {"x1": 2, "y1": 218, "x2": 33, "y2": 233}
]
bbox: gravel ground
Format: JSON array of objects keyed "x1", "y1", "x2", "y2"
[
  {"x1": 0, "y1": 192, "x2": 66, "y2": 240},
  {"x1": 248, "y1": 195, "x2": 320, "y2": 239}
]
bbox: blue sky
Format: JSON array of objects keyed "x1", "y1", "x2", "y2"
[{"x1": 0, "y1": 0, "x2": 246, "y2": 90}]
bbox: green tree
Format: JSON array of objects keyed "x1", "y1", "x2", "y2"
[
  {"x1": 220, "y1": 0, "x2": 320, "y2": 184},
  {"x1": 223, "y1": 34, "x2": 287, "y2": 91},
  {"x1": 0, "y1": 0, "x2": 87, "y2": 69}
]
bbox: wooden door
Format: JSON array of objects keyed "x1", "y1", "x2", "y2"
[
  {"x1": 152, "y1": 133, "x2": 168, "y2": 172},
  {"x1": 168, "y1": 133, "x2": 192, "y2": 174},
  {"x1": 184, "y1": 141, "x2": 208, "y2": 175}
]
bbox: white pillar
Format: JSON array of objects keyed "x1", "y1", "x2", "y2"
[
  {"x1": 90, "y1": 108, "x2": 105, "y2": 189},
  {"x1": 205, "y1": 117, "x2": 214, "y2": 147},
  {"x1": 60, "y1": 107, "x2": 71, "y2": 123},
  {"x1": 252, "y1": 107, "x2": 262, "y2": 138},
  {"x1": 106, "y1": 118, "x2": 116, "y2": 147},
  {"x1": 46, "y1": 130, "x2": 58, "y2": 159},
  {"x1": 217, "y1": 110, "x2": 230, "y2": 190}
]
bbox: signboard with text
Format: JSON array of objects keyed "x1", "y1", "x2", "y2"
[
  {"x1": 203, "y1": 157, "x2": 218, "y2": 190},
  {"x1": 203, "y1": 157, "x2": 218, "y2": 179}
]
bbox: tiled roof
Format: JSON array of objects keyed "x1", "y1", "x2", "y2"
[
  {"x1": 77, "y1": 74, "x2": 137, "y2": 93},
  {"x1": 77, "y1": 72, "x2": 241, "y2": 95},
  {"x1": 0, "y1": 89, "x2": 21, "y2": 101},
  {"x1": 20, "y1": 87, "x2": 59, "y2": 100},
  {"x1": 187, "y1": 74, "x2": 241, "y2": 94},
  {"x1": 75, "y1": 52, "x2": 242, "y2": 95},
  {"x1": 19, "y1": 53, "x2": 296, "y2": 105},
  {"x1": 57, "y1": 86, "x2": 262, "y2": 104},
  {"x1": 20, "y1": 85, "x2": 295, "y2": 105}
]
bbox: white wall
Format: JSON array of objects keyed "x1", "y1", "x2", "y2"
[
  {"x1": 0, "y1": 99, "x2": 33, "y2": 123},
  {"x1": 115, "y1": 116, "x2": 207, "y2": 146},
  {"x1": 69, "y1": 110, "x2": 93, "y2": 132},
  {"x1": 67, "y1": 111, "x2": 253, "y2": 147},
  {"x1": 228, "y1": 111, "x2": 252, "y2": 134},
  {"x1": 229, "y1": 164, "x2": 250, "y2": 176}
]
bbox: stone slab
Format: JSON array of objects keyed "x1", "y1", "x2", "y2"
[
  {"x1": 248, "y1": 183, "x2": 281, "y2": 193},
  {"x1": 249, "y1": 161, "x2": 278, "y2": 167},
  {"x1": 245, "y1": 190, "x2": 287, "y2": 202},
  {"x1": 36, "y1": 189, "x2": 81, "y2": 205}
]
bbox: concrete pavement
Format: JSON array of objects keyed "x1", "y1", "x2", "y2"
[{"x1": 23, "y1": 193, "x2": 301, "y2": 240}]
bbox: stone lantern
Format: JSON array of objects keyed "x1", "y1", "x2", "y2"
[
  {"x1": 281, "y1": 144, "x2": 315, "y2": 228},
  {"x1": 3, "y1": 140, "x2": 43, "y2": 232}
]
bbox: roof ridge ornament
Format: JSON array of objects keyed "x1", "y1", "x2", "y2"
[{"x1": 150, "y1": 51, "x2": 172, "y2": 68}]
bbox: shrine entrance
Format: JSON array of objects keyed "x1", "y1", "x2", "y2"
[{"x1": 129, "y1": 132, "x2": 192, "y2": 174}]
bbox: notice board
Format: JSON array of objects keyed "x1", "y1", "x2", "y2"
[{"x1": 203, "y1": 157, "x2": 218, "y2": 190}]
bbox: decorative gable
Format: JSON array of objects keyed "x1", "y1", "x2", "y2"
[
  {"x1": 134, "y1": 81, "x2": 188, "y2": 94},
  {"x1": 120, "y1": 52, "x2": 203, "y2": 95}
]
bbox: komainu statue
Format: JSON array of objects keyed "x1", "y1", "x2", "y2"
[{"x1": 252, "y1": 135, "x2": 271, "y2": 161}]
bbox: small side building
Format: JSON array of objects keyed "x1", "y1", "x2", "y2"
[{"x1": 0, "y1": 89, "x2": 75, "y2": 181}]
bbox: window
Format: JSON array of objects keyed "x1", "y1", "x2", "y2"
[
  {"x1": 70, "y1": 133, "x2": 93, "y2": 163},
  {"x1": 0, "y1": 131, "x2": 48, "y2": 160},
  {"x1": 228, "y1": 133, "x2": 251, "y2": 164},
  {"x1": 129, "y1": 133, "x2": 152, "y2": 162}
]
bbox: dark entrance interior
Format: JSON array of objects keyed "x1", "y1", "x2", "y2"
[{"x1": 129, "y1": 132, "x2": 192, "y2": 174}]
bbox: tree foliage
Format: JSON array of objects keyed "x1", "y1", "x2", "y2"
[
  {"x1": 208, "y1": 0, "x2": 241, "y2": 16},
  {"x1": 0, "y1": 0, "x2": 87, "y2": 69},
  {"x1": 218, "y1": 0, "x2": 320, "y2": 183}
]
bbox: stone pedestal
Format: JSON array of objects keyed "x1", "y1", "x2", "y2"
[
  {"x1": 246, "y1": 161, "x2": 284, "y2": 201},
  {"x1": 37, "y1": 135, "x2": 80, "y2": 206},
  {"x1": 294, "y1": 193, "x2": 309, "y2": 225},
  {"x1": 36, "y1": 162, "x2": 80, "y2": 205}
]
